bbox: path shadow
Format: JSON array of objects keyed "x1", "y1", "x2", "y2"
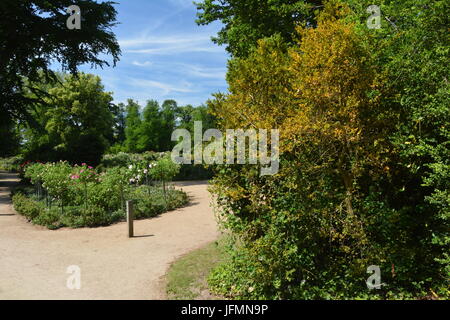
[
  {"x1": 0, "y1": 194, "x2": 11, "y2": 205},
  {"x1": 0, "y1": 172, "x2": 19, "y2": 209},
  {"x1": 181, "y1": 201, "x2": 200, "y2": 208},
  {"x1": 171, "y1": 181, "x2": 209, "y2": 187}
]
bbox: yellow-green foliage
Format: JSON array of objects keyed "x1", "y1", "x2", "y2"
[{"x1": 208, "y1": 1, "x2": 449, "y2": 300}]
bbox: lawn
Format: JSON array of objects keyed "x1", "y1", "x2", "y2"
[{"x1": 166, "y1": 238, "x2": 227, "y2": 300}]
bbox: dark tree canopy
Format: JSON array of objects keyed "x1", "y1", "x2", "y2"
[
  {"x1": 0, "y1": 113, "x2": 20, "y2": 157},
  {"x1": 0, "y1": 0, "x2": 121, "y2": 124},
  {"x1": 195, "y1": 0, "x2": 323, "y2": 57}
]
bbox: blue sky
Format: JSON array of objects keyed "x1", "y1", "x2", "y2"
[{"x1": 79, "y1": 0, "x2": 229, "y2": 107}]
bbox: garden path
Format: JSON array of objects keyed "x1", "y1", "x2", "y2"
[{"x1": 0, "y1": 172, "x2": 219, "y2": 299}]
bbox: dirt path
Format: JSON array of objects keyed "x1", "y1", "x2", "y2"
[{"x1": 0, "y1": 172, "x2": 219, "y2": 300}]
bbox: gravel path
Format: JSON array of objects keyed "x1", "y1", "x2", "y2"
[{"x1": 0, "y1": 171, "x2": 219, "y2": 300}]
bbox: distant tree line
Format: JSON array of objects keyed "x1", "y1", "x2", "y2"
[
  {"x1": 115, "y1": 98, "x2": 216, "y2": 154},
  {"x1": 3, "y1": 72, "x2": 216, "y2": 166},
  {"x1": 0, "y1": 0, "x2": 216, "y2": 167}
]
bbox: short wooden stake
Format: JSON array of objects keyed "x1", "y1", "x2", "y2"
[{"x1": 126, "y1": 200, "x2": 134, "y2": 238}]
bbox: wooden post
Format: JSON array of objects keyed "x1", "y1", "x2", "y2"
[{"x1": 126, "y1": 200, "x2": 134, "y2": 238}]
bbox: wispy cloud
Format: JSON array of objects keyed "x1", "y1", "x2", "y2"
[
  {"x1": 131, "y1": 60, "x2": 153, "y2": 67},
  {"x1": 167, "y1": 0, "x2": 195, "y2": 9},
  {"x1": 178, "y1": 63, "x2": 227, "y2": 79},
  {"x1": 127, "y1": 60, "x2": 226, "y2": 80},
  {"x1": 119, "y1": 34, "x2": 211, "y2": 48},
  {"x1": 119, "y1": 33, "x2": 222, "y2": 55},
  {"x1": 79, "y1": 0, "x2": 228, "y2": 106},
  {"x1": 129, "y1": 77, "x2": 195, "y2": 96},
  {"x1": 126, "y1": 46, "x2": 222, "y2": 55}
]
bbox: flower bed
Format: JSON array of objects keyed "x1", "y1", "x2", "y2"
[{"x1": 13, "y1": 157, "x2": 187, "y2": 229}]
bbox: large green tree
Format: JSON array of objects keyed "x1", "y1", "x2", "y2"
[
  {"x1": 195, "y1": 0, "x2": 323, "y2": 57},
  {"x1": 347, "y1": 0, "x2": 449, "y2": 290},
  {"x1": 110, "y1": 102, "x2": 126, "y2": 145},
  {"x1": 374, "y1": 0, "x2": 449, "y2": 285},
  {"x1": 136, "y1": 100, "x2": 163, "y2": 152},
  {"x1": 124, "y1": 99, "x2": 142, "y2": 153},
  {"x1": 0, "y1": 0, "x2": 120, "y2": 142},
  {"x1": 159, "y1": 100, "x2": 178, "y2": 151},
  {"x1": 0, "y1": 114, "x2": 20, "y2": 157},
  {"x1": 23, "y1": 73, "x2": 115, "y2": 165},
  {"x1": 175, "y1": 104, "x2": 216, "y2": 135}
]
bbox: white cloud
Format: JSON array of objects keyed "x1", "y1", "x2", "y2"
[
  {"x1": 126, "y1": 46, "x2": 222, "y2": 55},
  {"x1": 129, "y1": 77, "x2": 195, "y2": 96},
  {"x1": 178, "y1": 64, "x2": 226, "y2": 80},
  {"x1": 119, "y1": 33, "x2": 223, "y2": 55},
  {"x1": 167, "y1": 0, "x2": 195, "y2": 9},
  {"x1": 131, "y1": 60, "x2": 153, "y2": 67},
  {"x1": 119, "y1": 34, "x2": 212, "y2": 48}
]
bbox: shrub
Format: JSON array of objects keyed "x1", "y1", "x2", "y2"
[
  {"x1": 0, "y1": 155, "x2": 24, "y2": 172},
  {"x1": 12, "y1": 193, "x2": 44, "y2": 220},
  {"x1": 32, "y1": 207, "x2": 62, "y2": 230},
  {"x1": 206, "y1": 2, "x2": 449, "y2": 300},
  {"x1": 130, "y1": 186, "x2": 188, "y2": 219},
  {"x1": 100, "y1": 152, "x2": 163, "y2": 169},
  {"x1": 16, "y1": 160, "x2": 189, "y2": 229},
  {"x1": 150, "y1": 155, "x2": 181, "y2": 186},
  {"x1": 87, "y1": 167, "x2": 131, "y2": 212},
  {"x1": 81, "y1": 205, "x2": 119, "y2": 227},
  {"x1": 29, "y1": 161, "x2": 74, "y2": 206}
]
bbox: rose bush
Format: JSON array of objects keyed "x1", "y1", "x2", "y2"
[{"x1": 14, "y1": 160, "x2": 187, "y2": 229}]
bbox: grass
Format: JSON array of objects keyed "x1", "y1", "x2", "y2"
[{"x1": 166, "y1": 238, "x2": 227, "y2": 300}]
